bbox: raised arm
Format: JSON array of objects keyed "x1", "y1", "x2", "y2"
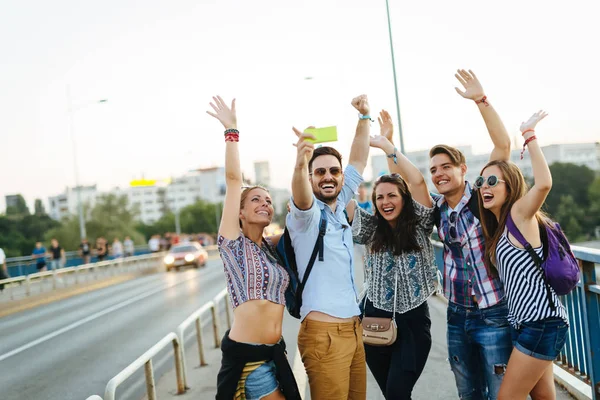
[
  {"x1": 290, "y1": 127, "x2": 316, "y2": 210},
  {"x1": 512, "y1": 111, "x2": 551, "y2": 221},
  {"x1": 373, "y1": 110, "x2": 432, "y2": 207},
  {"x1": 455, "y1": 69, "x2": 511, "y2": 162},
  {"x1": 347, "y1": 95, "x2": 371, "y2": 174},
  {"x1": 206, "y1": 96, "x2": 242, "y2": 240}
]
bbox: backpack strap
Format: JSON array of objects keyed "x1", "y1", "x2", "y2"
[
  {"x1": 505, "y1": 212, "x2": 556, "y2": 311},
  {"x1": 296, "y1": 209, "x2": 328, "y2": 309}
]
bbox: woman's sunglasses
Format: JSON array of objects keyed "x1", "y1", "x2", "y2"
[
  {"x1": 310, "y1": 167, "x2": 342, "y2": 178},
  {"x1": 474, "y1": 175, "x2": 506, "y2": 189}
]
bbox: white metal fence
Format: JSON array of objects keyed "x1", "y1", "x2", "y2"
[{"x1": 85, "y1": 288, "x2": 231, "y2": 400}]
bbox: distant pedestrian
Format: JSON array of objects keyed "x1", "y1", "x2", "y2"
[
  {"x1": 32, "y1": 242, "x2": 47, "y2": 272},
  {"x1": 356, "y1": 182, "x2": 373, "y2": 214},
  {"x1": 79, "y1": 238, "x2": 92, "y2": 264},
  {"x1": 0, "y1": 247, "x2": 9, "y2": 291},
  {"x1": 148, "y1": 235, "x2": 160, "y2": 253},
  {"x1": 96, "y1": 237, "x2": 109, "y2": 262},
  {"x1": 48, "y1": 238, "x2": 65, "y2": 271},
  {"x1": 123, "y1": 236, "x2": 134, "y2": 257},
  {"x1": 111, "y1": 238, "x2": 123, "y2": 259}
]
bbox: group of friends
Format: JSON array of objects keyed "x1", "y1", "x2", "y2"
[{"x1": 209, "y1": 69, "x2": 569, "y2": 400}]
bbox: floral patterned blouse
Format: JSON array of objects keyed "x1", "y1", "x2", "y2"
[{"x1": 352, "y1": 198, "x2": 437, "y2": 314}]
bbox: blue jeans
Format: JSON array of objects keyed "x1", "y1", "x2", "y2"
[
  {"x1": 447, "y1": 300, "x2": 513, "y2": 400},
  {"x1": 512, "y1": 317, "x2": 569, "y2": 361},
  {"x1": 245, "y1": 360, "x2": 279, "y2": 400}
]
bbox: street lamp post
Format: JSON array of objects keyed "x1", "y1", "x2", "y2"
[
  {"x1": 66, "y1": 85, "x2": 107, "y2": 240},
  {"x1": 385, "y1": 0, "x2": 406, "y2": 154}
]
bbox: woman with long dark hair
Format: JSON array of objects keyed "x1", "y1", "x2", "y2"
[
  {"x1": 477, "y1": 111, "x2": 568, "y2": 400},
  {"x1": 346, "y1": 111, "x2": 437, "y2": 399},
  {"x1": 207, "y1": 96, "x2": 300, "y2": 400}
]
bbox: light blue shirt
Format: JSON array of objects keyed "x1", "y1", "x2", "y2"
[{"x1": 286, "y1": 165, "x2": 363, "y2": 320}]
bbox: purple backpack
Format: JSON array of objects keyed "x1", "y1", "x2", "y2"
[{"x1": 506, "y1": 212, "x2": 580, "y2": 309}]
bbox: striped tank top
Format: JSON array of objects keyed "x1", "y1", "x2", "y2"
[
  {"x1": 496, "y1": 228, "x2": 568, "y2": 328},
  {"x1": 218, "y1": 234, "x2": 289, "y2": 309}
]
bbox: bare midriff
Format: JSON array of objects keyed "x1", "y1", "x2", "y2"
[
  {"x1": 229, "y1": 300, "x2": 285, "y2": 344},
  {"x1": 305, "y1": 310, "x2": 356, "y2": 323}
]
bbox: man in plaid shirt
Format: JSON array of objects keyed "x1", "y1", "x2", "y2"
[{"x1": 430, "y1": 70, "x2": 512, "y2": 400}]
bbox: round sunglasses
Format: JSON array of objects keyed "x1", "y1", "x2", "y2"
[{"x1": 474, "y1": 175, "x2": 506, "y2": 189}]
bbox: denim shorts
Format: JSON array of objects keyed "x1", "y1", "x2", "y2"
[
  {"x1": 512, "y1": 317, "x2": 569, "y2": 361},
  {"x1": 245, "y1": 360, "x2": 279, "y2": 400}
]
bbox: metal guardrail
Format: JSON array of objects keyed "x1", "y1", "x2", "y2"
[
  {"x1": 432, "y1": 240, "x2": 600, "y2": 400},
  {"x1": 103, "y1": 332, "x2": 185, "y2": 400},
  {"x1": 177, "y1": 288, "x2": 231, "y2": 388},
  {"x1": 86, "y1": 287, "x2": 230, "y2": 400},
  {"x1": 0, "y1": 253, "x2": 165, "y2": 300}
]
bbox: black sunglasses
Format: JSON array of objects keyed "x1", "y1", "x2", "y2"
[
  {"x1": 310, "y1": 167, "x2": 342, "y2": 178},
  {"x1": 474, "y1": 175, "x2": 506, "y2": 189}
]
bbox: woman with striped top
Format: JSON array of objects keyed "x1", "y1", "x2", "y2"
[
  {"x1": 477, "y1": 111, "x2": 568, "y2": 400},
  {"x1": 207, "y1": 96, "x2": 300, "y2": 400}
]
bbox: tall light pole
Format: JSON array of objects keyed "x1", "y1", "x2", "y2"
[
  {"x1": 385, "y1": 0, "x2": 406, "y2": 154},
  {"x1": 66, "y1": 85, "x2": 107, "y2": 240}
]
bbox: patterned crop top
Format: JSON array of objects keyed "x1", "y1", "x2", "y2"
[{"x1": 218, "y1": 234, "x2": 289, "y2": 309}]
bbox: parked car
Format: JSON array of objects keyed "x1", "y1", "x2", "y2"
[{"x1": 164, "y1": 243, "x2": 208, "y2": 271}]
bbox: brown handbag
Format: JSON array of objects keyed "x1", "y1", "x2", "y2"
[{"x1": 361, "y1": 271, "x2": 398, "y2": 347}]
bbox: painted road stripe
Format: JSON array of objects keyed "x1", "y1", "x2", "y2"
[{"x1": 0, "y1": 273, "x2": 205, "y2": 362}]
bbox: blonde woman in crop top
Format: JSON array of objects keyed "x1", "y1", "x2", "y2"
[{"x1": 207, "y1": 96, "x2": 300, "y2": 400}]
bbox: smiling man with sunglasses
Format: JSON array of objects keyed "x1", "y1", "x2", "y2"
[
  {"x1": 286, "y1": 95, "x2": 371, "y2": 400},
  {"x1": 429, "y1": 69, "x2": 513, "y2": 400}
]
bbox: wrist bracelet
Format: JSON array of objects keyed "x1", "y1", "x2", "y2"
[
  {"x1": 521, "y1": 128, "x2": 535, "y2": 136},
  {"x1": 225, "y1": 133, "x2": 239, "y2": 142},
  {"x1": 475, "y1": 96, "x2": 489, "y2": 107},
  {"x1": 358, "y1": 113, "x2": 373, "y2": 121},
  {"x1": 520, "y1": 135, "x2": 537, "y2": 160},
  {"x1": 386, "y1": 147, "x2": 398, "y2": 165},
  {"x1": 224, "y1": 128, "x2": 239, "y2": 135}
]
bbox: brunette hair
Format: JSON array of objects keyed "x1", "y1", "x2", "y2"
[
  {"x1": 369, "y1": 174, "x2": 421, "y2": 255},
  {"x1": 429, "y1": 144, "x2": 466, "y2": 166},
  {"x1": 239, "y1": 185, "x2": 271, "y2": 228},
  {"x1": 308, "y1": 146, "x2": 343, "y2": 172},
  {"x1": 478, "y1": 160, "x2": 550, "y2": 274}
]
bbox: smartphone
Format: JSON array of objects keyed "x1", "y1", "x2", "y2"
[{"x1": 304, "y1": 126, "x2": 338, "y2": 144}]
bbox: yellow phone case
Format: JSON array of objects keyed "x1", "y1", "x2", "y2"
[{"x1": 304, "y1": 126, "x2": 338, "y2": 144}]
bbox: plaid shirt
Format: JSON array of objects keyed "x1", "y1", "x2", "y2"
[{"x1": 433, "y1": 182, "x2": 505, "y2": 308}]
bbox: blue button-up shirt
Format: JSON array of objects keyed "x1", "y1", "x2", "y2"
[{"x1": 286, "y1": 165, "x2": 363, "y2": 320}]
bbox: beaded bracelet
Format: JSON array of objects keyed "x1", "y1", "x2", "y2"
[
  {"x1": 520, "y1": 135, "x2": 537, "y2": 159},
  {"x1": 475, "y1": 96, "x2": 489, "y2": 107},
  {"x1": 225, "y1": 133, "x2": 239, "y2": 142},
  {"x1": 224, "y1": 128, "x2": 239, "y2": 135}
]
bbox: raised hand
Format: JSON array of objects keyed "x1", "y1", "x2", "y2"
[
  {"x1": 378, "y1": 110, "x2": 394, "y2": 142},
  {"x1": 351, "y1": 94, "x2": 370, "y2": 115},
  {"x1": 520, "y1": 110, "x2": 548, "y2": 133},
  {"x1": 206, "y1": 96, "x2": 237, "y2": 129},
  {"x1": 369, "y1": 134, "x2": 393, "y2": 152},
  {"x1": 454, "y1": 69, "x2": 485, "y2": 101},
  {"x1": 292, "y1": 127, "x2": 316, "y2": 169}
]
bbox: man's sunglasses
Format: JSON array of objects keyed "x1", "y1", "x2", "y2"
[
  {"x1": 310, "y1": 167, "x2": 342, "y2": 178},
  {"x1": 474, "y1": 175, "x2": 506, "y2": 189}
]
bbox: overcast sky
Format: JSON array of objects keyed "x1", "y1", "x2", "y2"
[{"x1": 1, "y1": 0, "x2": 599, "y2": 211}]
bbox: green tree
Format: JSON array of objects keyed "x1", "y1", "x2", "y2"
[
  {"x1": 554, "y1": 195, "x2": 586, "y2": 242},
  {"x1": 545, "y1": 163, "x2": 595, "y2": 216},
  {"x1": 588, "y1": 177, "x2": 600, "y2": 235},
  {"x1": 34, "y1": 199, "x2": 46, "y2": 216},
  {"x1": 5, "y1": 194, "x2": 30, "y2": 217},
  {"x1": 45, "y1": 194, "x2": 144, "y2": 250},
  {"x1": 0, "y1": 213, "x2": 60, "y2": 256}
]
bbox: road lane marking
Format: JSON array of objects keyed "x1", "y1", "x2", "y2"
[{"x1": 0, "y1": 273, "x2": 208, "y2": 362}]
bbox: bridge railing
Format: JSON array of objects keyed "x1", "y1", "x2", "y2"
[
  {"x1": 85, "y1": 288, "x2": 229, "y2": 400},
  {"x1": 432, "y1": 240, "x2": 600, "y2": 400},
  {"x1": 0, "y1": 252, "x2": 165, "y2": 300}
]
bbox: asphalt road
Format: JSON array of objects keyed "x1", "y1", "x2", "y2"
[{"x1": 0, "y1": 259, "x2": 226, "y2": 400}]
